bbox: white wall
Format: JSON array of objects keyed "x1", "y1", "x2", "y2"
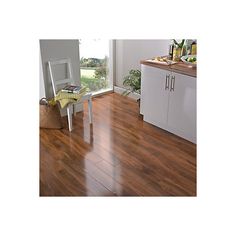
[
  {"x1": 39, "y1": 51, "x2": 45, "y2": 98},
  {"x1": 115, "y1": 39, "x2": 171, "y2": 87}
]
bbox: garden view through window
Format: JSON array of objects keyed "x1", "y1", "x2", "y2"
[{"x1": 79, "y1": 39, "x2": 111, "y2": 93}]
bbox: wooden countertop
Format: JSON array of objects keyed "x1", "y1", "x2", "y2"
[{"x1": 140, "y1": 60, "x2": 197, "y2": 78}]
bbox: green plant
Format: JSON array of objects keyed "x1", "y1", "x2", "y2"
[
  {"x1": 94, "y1": 65, "x2": 108, "y2": 80},
  {"x1": 173, "y1": 39, "x2": 185, "y2": 48},
  {"x1": 122, "y1": 69, "x2": 141, "y2": 96}
]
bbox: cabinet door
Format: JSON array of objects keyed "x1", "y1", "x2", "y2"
[
  {"x1": 141, "y1": 65, "x2": 170, "y2": 128},
  {"x1": 167, "y1": 72, "x2": 196, "y2": 143}
]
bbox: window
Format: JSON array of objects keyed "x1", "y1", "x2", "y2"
[{"x1": 79, "y1": 39, "x2": 113, "y2": 94}]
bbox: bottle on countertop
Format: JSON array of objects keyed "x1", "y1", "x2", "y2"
[
  {"x1": 168, "y1": 40, "x2": 174, "y2": 60},
  {"x1": 191, "y1": 40, "x2": 197, "y2": 55},
  {"x1": 172, "y1": 44, "x2": 182, "y2": 62}
]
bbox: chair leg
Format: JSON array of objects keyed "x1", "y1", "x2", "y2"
[
  {"x1": 73, "y1": 104, "x2": 76, "y2": 117},
  {"x1": 67, "y1": 104, "x2": 73, "y2": 131},
  {"x1": 88, "y1": 97, "x2": 93, "y2": 124}
]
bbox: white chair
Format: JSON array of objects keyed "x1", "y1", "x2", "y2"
[{"x1": 48, "y1": 58, "x2": 93, "y2": 132}]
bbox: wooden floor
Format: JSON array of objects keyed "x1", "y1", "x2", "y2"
[{"x1": 40, "y1": 93, "x2": 196, "y2": 196}]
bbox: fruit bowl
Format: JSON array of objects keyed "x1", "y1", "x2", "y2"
[{"x1": 181, "y1": 55, "x2": 197, "y2": 67}]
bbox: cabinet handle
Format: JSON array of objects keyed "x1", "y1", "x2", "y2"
[
  {"x1": 170, "y1": 75, "x2": 175, "y2": 91},
  {"x1": 165, "y1": 74, "x2": 170, "y2": 90},
  {"x1": 165, "y1": 75, "x2": 168, "y2": 90}
]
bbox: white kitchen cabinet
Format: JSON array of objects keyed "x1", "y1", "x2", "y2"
[
  {"x1": 141, "y1": 64, "x2": 196, "y2": 143},
  {"x1": 141, "y1": 65, "x2": 170, "y2": 129},
  {"x1": 167, "y1": 72, "x2": 196, "y2": 142}
]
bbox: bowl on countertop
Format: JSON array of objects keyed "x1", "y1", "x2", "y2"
[{"x1": 181, "y1": 55, "x2": 197, "y2": 67}]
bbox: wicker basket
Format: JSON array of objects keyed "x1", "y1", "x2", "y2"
[{"x1": 40, "y1": 98, "x2": 63, "y2": 129}]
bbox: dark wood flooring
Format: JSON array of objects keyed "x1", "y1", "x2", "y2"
[{"x1": 40, "y1": 93, "x2": 196, "y2": 196}]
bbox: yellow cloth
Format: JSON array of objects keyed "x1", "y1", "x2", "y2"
[{"x1": 49, "y1": 86, "x2": 87, "y2": 108}]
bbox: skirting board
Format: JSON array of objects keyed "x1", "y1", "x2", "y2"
[{"x1": 114, "y1": 86, "x2": 140, "y2": 101}]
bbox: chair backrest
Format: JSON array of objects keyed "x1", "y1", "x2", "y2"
[{"x1": 48, "y1": 58, "x2": 74, "y2": 96}]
